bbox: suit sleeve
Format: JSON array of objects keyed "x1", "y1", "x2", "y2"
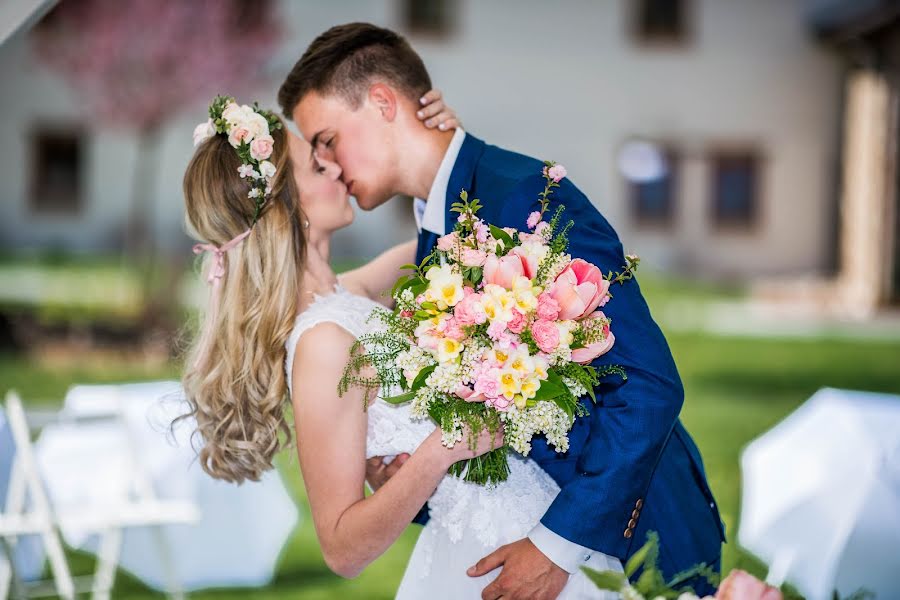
[{"x1": 497, "y1": 174, "x2": 684, "y2": 560}]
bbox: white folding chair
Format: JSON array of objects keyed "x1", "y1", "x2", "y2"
[
  {"x1": 4, "y1": 389, "x2": 201, "y2": 600},
  {"x1": 1, "y1": 391, "x2": 76, "y2": 600}
]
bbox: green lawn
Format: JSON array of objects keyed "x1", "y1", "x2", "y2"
[{"x1": 5, "y1": 328, "x2": 900, "y2": 598}]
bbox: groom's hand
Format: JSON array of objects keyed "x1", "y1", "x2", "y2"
[
  {"x1": 364, "y1": 454, "x2": 409, "y2": 492},
  {"x1": 468, "y1": 538, "x2": 568, "y2": 600}
]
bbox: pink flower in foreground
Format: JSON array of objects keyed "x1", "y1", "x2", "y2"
[
  {"x1": 461, "y1": 247, "x2": 488, "y2": 267},
  {"x1": 549, "y1": 259, "x2": 610, "y2": 320},
  {"x1": 536, "y1": 292, "x2": 560, "y2": 321},
  {"x1": 483, "y1": 253, "x2": 526, "y2": 289},
  {"x1": 486, "y1": 395, "x2": 514, "y2": 411},
  {"x1": 531, "y1": 319, "x2": 560, "y2": 353},
  {"x1": 715, "y1": 570, "x2": 783, "y2": 600},
  {"x1": 507, "y1": 309, "x2": 527, "y2": 334},
  {"x1": 455, "y1": 291, "x2": 486, "y2": 325},
  {"x1": 455, "y1": 385, "x2": 485, "y2": 402},
  {"x1": 527, "y1": 211, "x2": 542, "y2": 229},
  {"x1": 473, "y1": 368, "x2": 501, "y2": 399},
  {"x1": 249, "y1": 134, "x2": 274, "y2": 160},
  {"x1": 570, "y1": 312, "x2": 615, "y2": 364},
  {"x1": 547, "y1": 164, "x2": 567, "y2": 182},
  {"x1": 444, "y1": 318, "x2": 466, "y2": 341},
  {"x1": 436, "y1": 232, "x2": 458, "y2": 252}
]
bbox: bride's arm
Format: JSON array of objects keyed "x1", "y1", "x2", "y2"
[
  {"x1": 341, "y1": 239, "x2": 417, "y2": 306},
  {"x1": 290, "y1": 322, "x2": 499, "y2": 578}
]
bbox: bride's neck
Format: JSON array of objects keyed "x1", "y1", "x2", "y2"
[{"x1": 300, "y1": 229, "x2": 337, "y2": 299}]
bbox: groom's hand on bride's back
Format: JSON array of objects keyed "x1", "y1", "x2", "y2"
[
  {"x1": 416, "y1": 89, "x2": 461, "y2": 131},
  {"x1": 468, "y1": 538, "x2": 568, "y2": 600}
]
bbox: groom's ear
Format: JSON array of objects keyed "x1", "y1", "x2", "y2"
[{"x1": 368, "y1": 83, "x2": 398, "y2": 122}]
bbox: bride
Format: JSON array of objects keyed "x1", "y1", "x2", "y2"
[{"x1": 180, "y1": 93, "x2": 616, "y2": 598}]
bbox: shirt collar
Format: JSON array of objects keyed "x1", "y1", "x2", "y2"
[{"x1": 413, "y1": 128, "x2": 466, "y2": 235}]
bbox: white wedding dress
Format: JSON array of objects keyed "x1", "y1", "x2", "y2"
[{"x1": 285, "y1": 284, "x2": 618, "y2": 599}]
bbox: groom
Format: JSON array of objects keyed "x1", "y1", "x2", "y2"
[{"x1": 279, "y1": 23, "x2": 724, "y2": 598}]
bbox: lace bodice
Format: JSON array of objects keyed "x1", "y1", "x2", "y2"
[{"x1": 284, "y1": 284, "x2": 562, "y2": 572}]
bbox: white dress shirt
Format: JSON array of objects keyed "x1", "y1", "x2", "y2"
[{"x1": 412, "y1": 126, "x2": 622, "y2": 576}]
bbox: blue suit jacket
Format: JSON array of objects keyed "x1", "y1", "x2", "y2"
[{"x1": 413, "y1": 134, "x2": 725, "y2": 578}]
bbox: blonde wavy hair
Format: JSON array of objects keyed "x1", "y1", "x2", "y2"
[{"x1": 177, "y1": 120, "x2": 306, "y2": 484}]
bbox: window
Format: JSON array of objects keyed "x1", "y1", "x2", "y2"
[
  {"x1": 30, "y1": 128, "x2": 84, "y2": 214},
  {"x1": 710, "y1": 151, "x2": 760, "y2": 229},
  {"x1": 404, "y1": 0, "x2": 453, "y2": 36},
  {"x1": 625, "y1": 145, "x2": 678, "y2": 227},
  {"x1": 632, "y1": 0, "x2": 690, "y2": 45}
]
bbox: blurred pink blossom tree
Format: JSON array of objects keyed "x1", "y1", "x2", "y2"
[{"x1": 32, "y1": 0, "x2": 280, "y2": 265}]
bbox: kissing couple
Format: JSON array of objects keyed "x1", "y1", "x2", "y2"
[{"x1": 181, "y1": 22, "x2": 725, "y2": 599}]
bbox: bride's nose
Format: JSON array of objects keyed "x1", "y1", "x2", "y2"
[{"x1": 314, "y1": 152, "x2": 342, "y2": 180}]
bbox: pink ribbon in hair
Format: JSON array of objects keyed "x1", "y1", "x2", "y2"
[{"x1": 190, "y1": 228, "x2": 252, "y2": 368}]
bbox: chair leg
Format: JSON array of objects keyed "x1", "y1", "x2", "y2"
[
  {"x1": 91, "y1": 527, "x2": 122, "y2": 600},
  {"x1": 1, "y1": 538, "x2": 29, "y2": 600},
  {"x1": 151, "y1": 525, "x2": 185, "y2": 600}
]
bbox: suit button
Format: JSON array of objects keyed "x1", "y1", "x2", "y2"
[
  {"x1": 635, "y1": 499, "x2": 643, "y2": 509},
  {"x1": 623, "y1": 529, "x2": 633, "y2": 539},
  {"x1": 632, "y1": 509, "x2": 640, "y2": 519},
  {"x1": 628, "y1": 519, "x2": 637, "y2": 528}
]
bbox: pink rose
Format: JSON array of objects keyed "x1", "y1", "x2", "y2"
[
  {"x1": 436, "y1": 232, "x2": 458, "y2": 252},
  {"x1": 461, "y1": 247, "x2": 488, "y2": 267},
  {"x1": 473, "y1": 368, "x2": 501, "y2": 399},
  {"x1": 487, "y1": 319, "x2": 507, "y2": 340},
  {"x1": 444, "y1": 318, "x2": 466, "y2": 341},
  {"x1": 249, "y1": 134, "x2": 274, "y2": 160},
  {"x1": 455, "y1": 292, "x2": 486, "y2": 325},
  {"x1": 507, "y1": 309, "x2": 527, "y2": 334},
  {"x1": 570, "y1": 312, "x2": 615, "y2": 364},
  {"x1": 400, "y1": 310, "x2": 414, "y2": 318},
  {"x1": 228, "y1": 126, "x2": 251, "y2": 148},
  {"x1": 536, "y1": 293, "x2": 560, "y2": 321},
  {"x1": 483, "y1": 253, "x2": 526, "y2": 289},
  {"x1": 547, "y1": 164, "x2": 567, "y2": 182},
  {"x1": 527, "y1": 211, "x2": 541, "y2": 229},
  {"x1": 531, "y1": 319, "x2": 560, "y2": 353},
  {"x1": 715, "y1": 570, "x2": 783, "y2": 600},
  {"x1": 549, "y1": 259, "x2": 610, "y2": 320}
]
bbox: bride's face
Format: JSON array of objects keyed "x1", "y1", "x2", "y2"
[{"x1": 288, "y1": 131, "x2": 354, "y2": 232}]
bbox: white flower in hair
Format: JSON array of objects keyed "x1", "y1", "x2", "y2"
[
  {"x1": 237, "y1": 164, "x2": 257, "y2": 179},
  {"x1": 248, "y1": 188, "x2": 262, "y2": 199},
  {"x1": 259, "y1": 160, "x2": 276, "y2": 179},
  {"x1": 245, "y1": 111, "x2": 270, "y2": 140},
  {"x1": 192, "y1": 118, "x2": 215, "y2": 147}
]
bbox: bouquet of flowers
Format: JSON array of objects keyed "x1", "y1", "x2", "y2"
[{"x1": 340, "y1": 163, "x2": 639, "y2": 484}]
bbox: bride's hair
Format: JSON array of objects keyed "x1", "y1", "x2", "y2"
[{"x1": 177, "y1": 118, "x2": 304, "y2": 484}]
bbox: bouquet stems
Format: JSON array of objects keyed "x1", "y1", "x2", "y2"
[{"x1": 448, "y1": 448, "x2": 511, "y2": 485}]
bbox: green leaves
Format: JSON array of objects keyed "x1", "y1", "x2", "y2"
[
  {"x1": 489, "y1": 224, "x2": 514, "y2": 251},
  {"x1": 410, "y1": 365, "x2": 436, "y2": 393},
  {"x1": 382, "y1": 390, "x2": 416, "y2": 405},
  {"x1": 580, "y1": 567, "x2": 626, "y2": 592}
]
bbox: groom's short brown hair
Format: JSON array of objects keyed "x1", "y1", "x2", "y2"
[{"x1": 278, "y1": 22, "x2": 432, "y2": 117}]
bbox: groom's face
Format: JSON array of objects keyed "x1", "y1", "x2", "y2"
[{"x1": 292, "y1": 91, "x2": 396, "y2": 211}]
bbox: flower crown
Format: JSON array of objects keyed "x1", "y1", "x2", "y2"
[{"x1": 192, "y1": 95, "x2": 284, "y2": 226}]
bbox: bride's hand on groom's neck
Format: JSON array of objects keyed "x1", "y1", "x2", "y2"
[{"x1": 416, "y1": 89, "x2": 461, "y2": 132}]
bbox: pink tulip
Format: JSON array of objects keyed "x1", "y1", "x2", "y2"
[
  {"x1": 716, "y1": 570, "x2": 783, "y2": 600},
  {"x1": 570, "y1": 312, "x2": 615, "y2": 364},
  {"x1": 549, "y1": 259, "x2": 610, "y2": 320},
  {"x1": 511, "y1": 246, "x2": 539, "y2": 279},
  {"x1": 483, "y1": 253, "x2": 526, "y2": 289}
]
